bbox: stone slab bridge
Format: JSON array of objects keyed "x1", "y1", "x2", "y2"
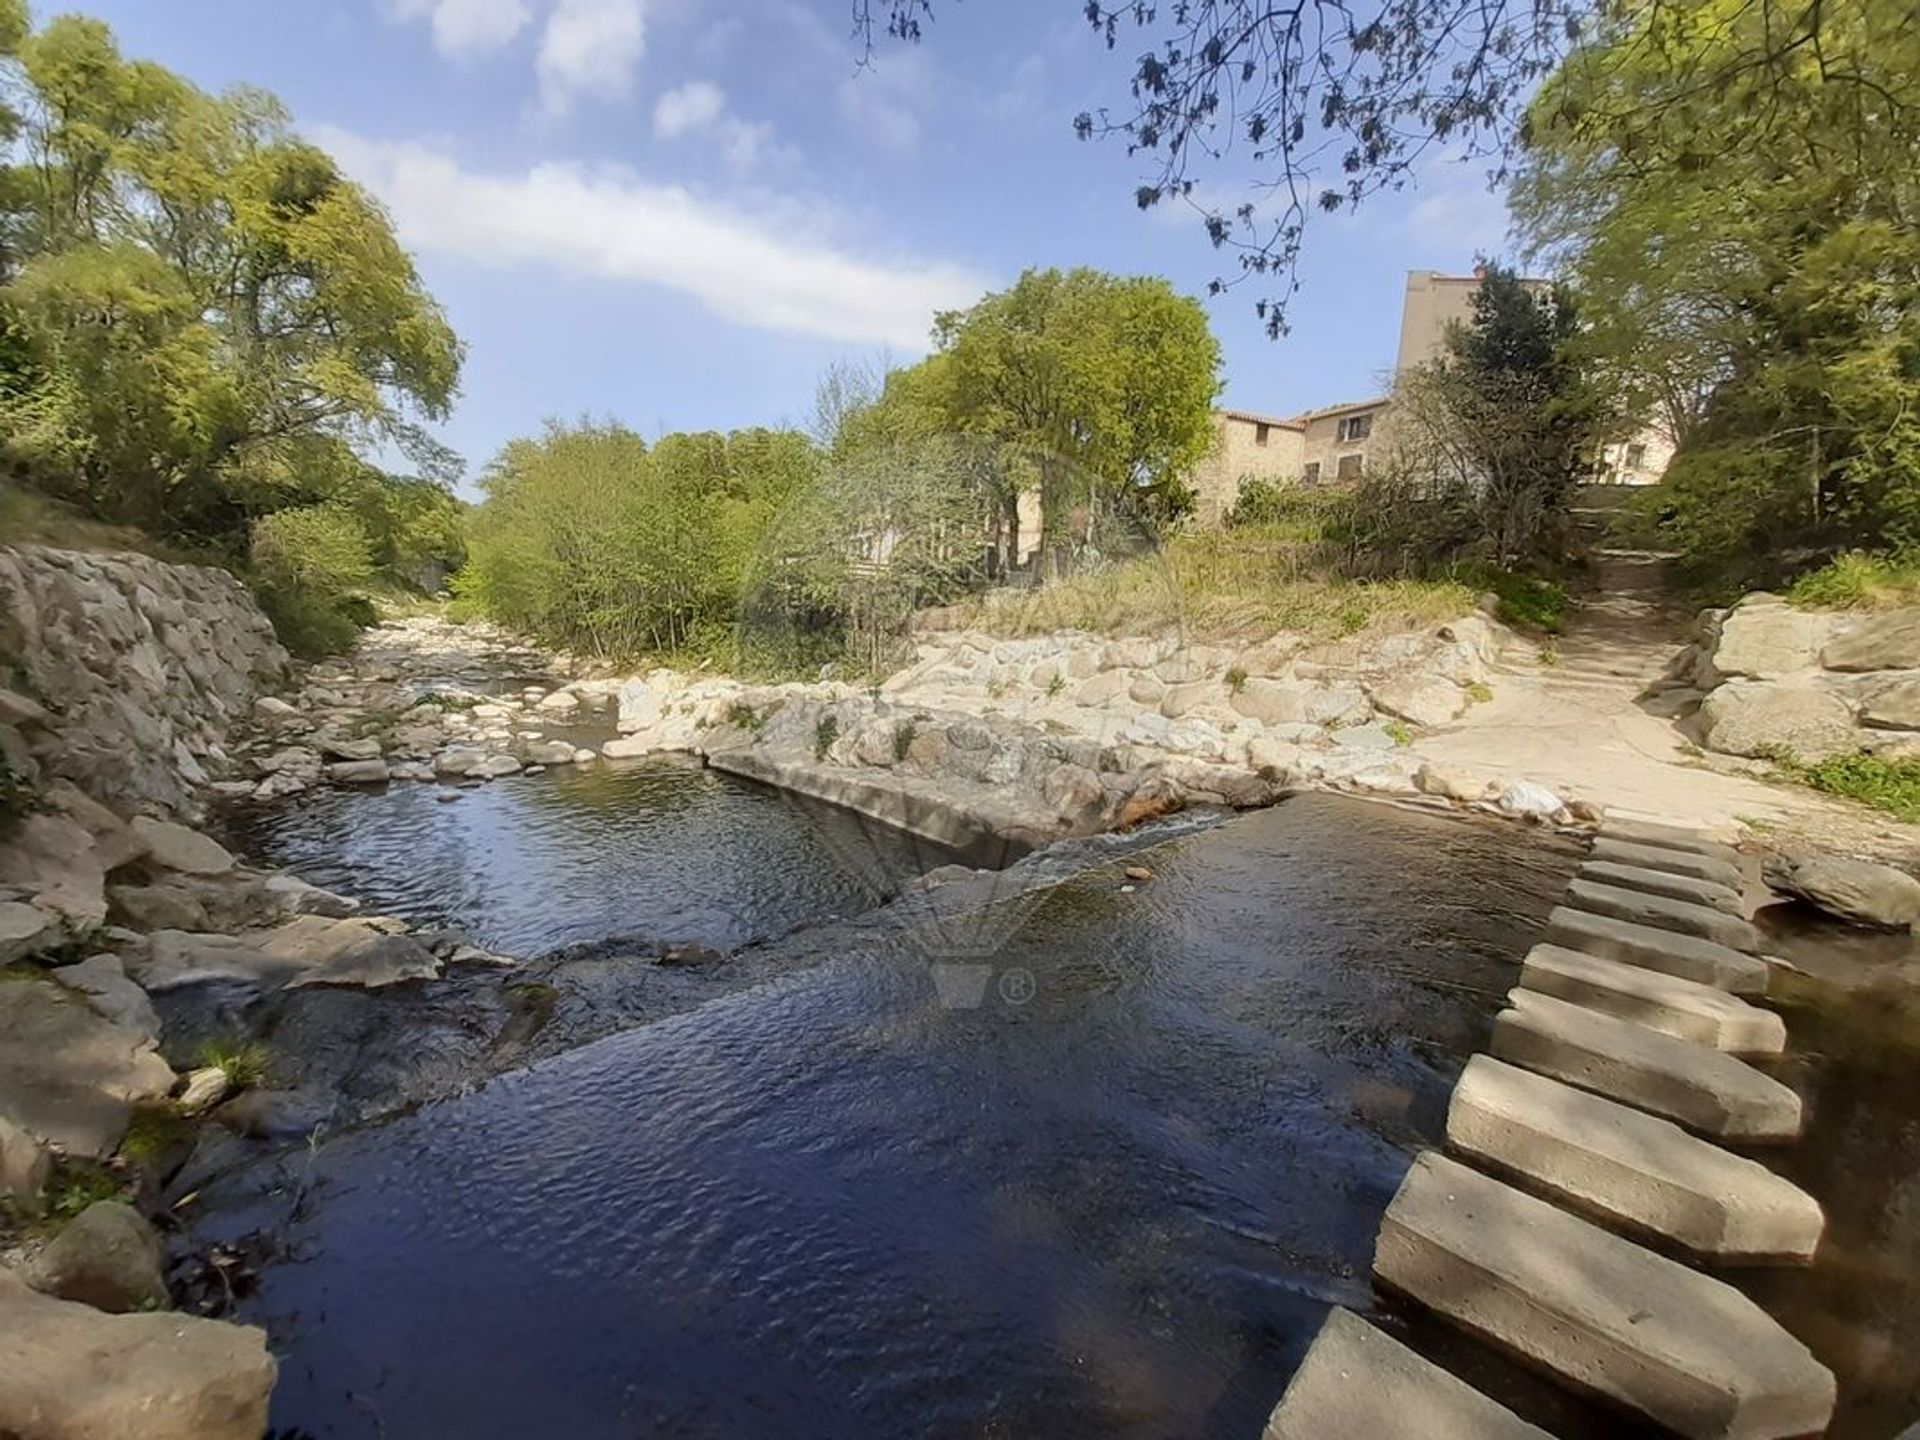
[{"x1": 1264, "y1": 815, "x2": 1839, "y2": 1440}]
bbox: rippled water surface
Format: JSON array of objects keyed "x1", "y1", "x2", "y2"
[
  {"x1": 225, "y1": 758, "x2": 969, "y2": 955},
  {"x1": 200, "y1": 794, "x2": 1582, "y2": 1439}
]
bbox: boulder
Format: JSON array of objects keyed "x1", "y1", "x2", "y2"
[
  {"x1": 474, "y1": 754, "x2": 522, "y2": 778},
  {"x1": 1300, "y1": 684, "x2": 1370, "y2": 727},
  {"x1": 1707, "y1": 599, "x2": 1830, "y2": 679},
  {"x1": 0, "y1": 1267, "x2": 276, "y2": 1440},
  {"x1": 251, "y1": 695, "x2": 300, "y2": 723},
  {"x1": 1230, "y1": 678, "x2": 1306, "y2": 725},
  {"x1": 1414, "y1": 763, "x2": 1489, "y2": 804},
  {"x1": 0, "y1": 813, "x2": 109, "y2": 934},
  {"x1": 1762, "y1": 847, "x2": 1920, "y2": 929},
  {"x1": 1697, "y1": 679, "x2": 1858, "y2": 761},
  {"x1": 136, "y1": 917, "x2": 441, "y2": 992},
  {"x1": 25, "y1": 1200, "x2": 169, "y2": 1313},
  {"x1": 128, "y1": 818, "x2": 234, "y2": 877},
  {"x1": 1159, "y1": 681, "x2": 1214, "y2": 719},
  {"x1": 0, "y1": 899, "x2": 56, "y2": 963},
  {"x1": 1859, "y1": 676, "x2": 1920, "y2": 730},
  {"x1": 107, "y1": 883, "x2": 211, "y2": 932},
  {"x1": 0, "y1": 1111, "x2": 50, "y2": 1207},
  {"x1": 261, "y1": 874, "x2": 360, "y2": 918},
  {"x1": 600, "y1": 736, "x2": 653, "y2": 759},
  {"x1": 523, "y1": 739, "x2": 579, "y2": 765},
  {"x1": 1496, "y1": 780, "x2": 1568, "y2": 822},
  {"x1": 49, "y1": 954, "x2": 161, "y2": 1042},
  {"x1": 318, "y1": 735, "x2": 381, "y2": 762},
  {"x1": 1370, "y1": 674, "x2": 1468, "y2": 728},
  {"x1": 1072, "y1": 671, "x2": 1131, "y2": 707},
  {"x1": 616, "y1": 679, "x2": 664, "y2": 733},
  {"x1": 534, "y1": 689, "x2": 581, "y2": 713},
  {"x1": 0, "y1": 980, "x2": 174, "y2": 1157},
  {"x1": 432, "y1": 746, "x2": 490, "y2": 777},
  {"x1": 1821, "y1": 609, "x2": 1920, "y2": 672},
  {"x1": 256, "y1": 745, "x2": 323, "y2": 781}
]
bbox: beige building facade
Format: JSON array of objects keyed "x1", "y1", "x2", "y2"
[{"x1": 1187, "y1": 408, "x2": 1306, "y2": 524}]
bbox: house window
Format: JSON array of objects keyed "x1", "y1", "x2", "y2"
[
  {"x1": 1302, "y1": 461, "x2": 1321, "y2": 485},
  {"x1": 1255, "y1": 422, "x2": 1270, "y2": 446},
  {"x1": 1625, "y1": 441, "x2": 1647, "y2": 469},
  {"x1": 1336, "y1": 454, "x2": 1364, "y2": 480},
  {"x1": 1338, "y1": 412, "x2": 1373, "y2": 443}
]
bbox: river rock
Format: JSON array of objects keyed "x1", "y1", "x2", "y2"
[
  {"x1": 129, "y1": 817, "x2": 234, "y2": 876},
  {"x1": 1821, "y1": 609, "x2": 1920, "y2": 671},
  {"x1": 175, "y1": 1066, "x2": 231, "y2": 1115},
  {"x1": 0, "y1": 980, "x2": 174, "y2": 1157},
  {"x1": 319, "y1": 735, "x2": 381, "y2": 762},
  {"x1": 1073, "y1": 671, "x2": 1131, "y2": 707},
  {"x1": 136, "y1": 916, "x2": 441, "y2": 992},
  {"x1": 25, "y1": 1200, "x2": 169, "y2": 1313},
  {"x1": 0, "y1": 1111, "x2": 50, "y2": 1206},
  {"x1": 1414, "y1": 763, "x2": 1489, "y2": 803},
  {"x1": 0, "y1": 1266, "x2": 277, "y2": 1440},
  {"x1": 1301, "y1": 683, "x2": 1370, "y2": 726},
  {"x1": 1159, "y1": 680, "x2": 1215, "y2": 719},
  {"x1": 251, "y1": 695, "x2": 300, "y2": 723},
  {"x1": 432, "y1": 746, "x2": 489, "y2": 777},
  {"x1": 327, "y1": 758, "x2": 390, "y2": 785},
  {"x1": 1706, "y1": 598, "x2": 1830, "y2": 680},
  {"x1": 1370, "y1": 674, "x2": 1467, "y2": 727},
  {"x1": 1496, "y1": 779, "x2": 1567, "y2": 822},
  {"x1": 1762, "y1": 847, "x2": 1920, "y2": 929},
  {"x1": 49, "y1": 954, "x2": 161, "y2": 1042},
  {"x1": 0, "y1": 813, "x2": 109, "y2": 934},
  {"x1": 256, "y1": 745, "x2": 323, "y2": 782},
  {"x1": 1697, "y1": 679, "x2": 1858, "y2": 761},
  {"x1": 0, "y1": 899, "x2": 56, "y2": 963},
  {"x1": 524, "y1": 739, "x2": 579, "y2": 765},
  {"x1": 535, "y1": 689, "x2": 580, "y2": 713}
]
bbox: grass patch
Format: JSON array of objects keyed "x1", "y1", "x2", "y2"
[
  {"x1": 1383, "y1": 720, "x2": 1414, "y2": 747},
  {"x1": 1455, "y1": 565, "x2": 1570, "y2": 633},
  {"x1": 0, "y1": 482, "x2": 221, "y2": 565},
  {"x1": 195, "y1": 1036, "x2": 269, "y2": 1091},
  {"x1": 1770, "y1": 751, "x2": 1920, "y2": 823},
  {"x1": 724, "y1": 701, "x2": 765, "y2": 732},
  {"x1": 1786, "y1": 552, "x2": 1920, "y2": 611},
  {"x1": 947, "y1": 530, "x2": 1477, "y2": 645},
  {"x1": 1466, "y1": 680, "x2": 1494, "y2": 704},
  {"x1": 813, "y1": 713, "x2": 839, "y2": 762},
  {"x1": 893, "y1": 719, "x2": 918, "y2": 762}
]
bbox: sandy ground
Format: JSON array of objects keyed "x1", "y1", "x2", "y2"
[{"x1": 1414, "y1": 551, "x2": 1920, "y2": 868}]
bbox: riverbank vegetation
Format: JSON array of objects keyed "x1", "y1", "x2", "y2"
[{"x1": 0, "y1": 5, "x2": 466, "y2": 652}]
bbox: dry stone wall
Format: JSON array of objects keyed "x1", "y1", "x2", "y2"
[{"x1": 0, "y1": 546, "x2": 288, "y2": 815}]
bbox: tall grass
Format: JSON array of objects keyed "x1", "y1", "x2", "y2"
[{"x1": 1786, "y1": 552, "x2": 1920, "y2": 611}]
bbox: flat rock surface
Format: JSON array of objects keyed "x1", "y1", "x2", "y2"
[
  {"x1": 0, "y1": 979, "x2": 174, "y2": 1157},
  {"x1": 0, "y1": 1267, "x2": 276, "y2": 1440},
  {"x1": 1492, "y1": 990, "x2": 1803, "y2": 1141},
  {"x1": 1565, "y1": 878, "x2": 1760, "y2": 951},
  {"x1": 1546, "y1": 907, "x2": 1770, "y2": 994},
  {"x1": 1579, "y1": 859, "x2": 1744, "y2": 915},
  {"x1": 129, "y1": 816, "x2": 235, "y2": 875},
  {"x1": 1599, "y1": 817, "x2": 1743, "y2": 864},
  {"x1": 1519, "y1": 944, "x2": 1785, "y2": 1054},
  {"x1": 49, "y1": 953, "x2": 162, "y2": 1042},
  {"x1": 1589, "y1": 837, "x2": 1744, "y2": 889},
  {"x1": 1262, "y1": 1306, "x2": 1551, "y2": 1440},
  {"x1": 1376, "y1": 1152, "x2": 1835, "y2": 1440},
  {"x1": 1447, "y1": 1056, "x2": 1824, "y2": 1259},
  {"x1": 135, "y1": 916, "x2": 441, "y2": 992}
]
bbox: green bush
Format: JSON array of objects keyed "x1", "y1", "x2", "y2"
[
  {"x1": 249, "y1": 504, "x2": 377, "y2": 656},
  {"x1": 1772, "y1": 752, "x2": 1920, "y2": 823},
  {"x1": 1455, "y1": 566, "x2": 1571, "y2": 633},
  {"x1": 1786, "y1": 552, "x2": 1920, "y2": 611}
]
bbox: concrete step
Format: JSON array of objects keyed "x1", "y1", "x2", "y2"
[
  {"x1": 1261, "y1": 1306, "x2": 1552, "y2": 1440},
  {"x1": 1565, "y1": 880, "x2": 1761, "y2": 953},
  {"x1": 1375, "y1": 1152, "x2": 1836, "y2": 1440},
  {"x1": 1578, "y1": 859, "x2": 1745, "y2": 916},
  {"x1": 1447, "y1": 1056, "x2": 1824, "y2": 1260},
  {"x1": 1599, "y1": 818, "x2": 1742, "y2": 865},
  {"x1": 1546, "y1": 907, "x2": 1770, "y2": 995},
  {"x1": 1519, "y1": 944, "x2": 1786, "y2": 1054},
  {"x1": 1589, "y1": 838, "x2": 1745, "y2": 890},
  {"x1": 1491, "y1": 991, "x2": 1803, "y2": 1142}
]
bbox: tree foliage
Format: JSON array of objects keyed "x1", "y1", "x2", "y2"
[
  {"x1": 0, "y1": 8, "x2": 462, "y2": 549},
  {"x1": 861, "y1": 0, "x2": 1902, "y2": 335},
  {"x1": 1513, "y1": 0, "x2": 1920, "y2": 582}
]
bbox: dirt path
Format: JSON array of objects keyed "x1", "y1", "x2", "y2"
[{"x1": 1415, "y1": 548, "x2": 1920, "y2": 862}]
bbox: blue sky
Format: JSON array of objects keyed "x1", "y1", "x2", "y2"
[{"x1": 77, "y1": 0, "x2": 1514, "y2": 491}]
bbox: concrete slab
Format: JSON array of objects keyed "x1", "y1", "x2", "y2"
[
  {"x1": 1492, "y1": 991, "x2": 1803, "y2": 1141},
  {"x1": 1579, "y1": 859, "x2": 1744, "y2": 916},
  {"x1": 1375, "y1": 1152, "x2": 1835, "y2": 1440},
  {"x1": 1565, "y1": 879, "x2": 1761, "y2": 952},
  {"x1": 1519, "y1": 944, "x2": 1786, "y2": 1054},
  {"x1": 1600, "y1": 818, "x2": 1743, "y2": 867},
  {"x1": 1546, "y1": 907, "x2": 1770, "y2": 995},
  {"x1": 1262, "y1": 1306, "x2": 1552, "y2": 1440},
  {"x1": 1447, "y1": 1056, "x2": 1824, "y2": 1260},
  {"x1": 1589, "y1": 837, "x2": 1744, "y2": 890}
]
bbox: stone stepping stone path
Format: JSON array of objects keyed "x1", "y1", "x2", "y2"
[{"x1": 1264, "y1": 815, "x2": 1838, "y2": 1439}]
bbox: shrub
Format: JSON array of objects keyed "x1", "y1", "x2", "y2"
[
  {"x1": 814, "y1": 713, "x2": 839, "y2": 761},
  {"x1": 725, "y1": 701, "x2": 765, "y2": 732},
  {"x1": 1456, "y1": 566, "x2": 1571, "y2": 633},
  {"x1": 1786, "y1": 552, "x2": 1920, "y2": 611},
  {"x1": 893, "y1": 719, "x2": 918, "y2": 761},
  {"x1": 249, "y1": 504, "x2": 377, "y2": 656}
]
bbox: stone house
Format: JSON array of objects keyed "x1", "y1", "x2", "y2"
[{"x1": 1186, "y1": 409, "x2": 1307, "y2": 524}]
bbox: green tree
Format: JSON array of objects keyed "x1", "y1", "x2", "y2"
[
  {"x1": 0, "y1": 11, "x2": 461, "y2": 544},
  {"x1": 1391, "y1": 266, "x2": 1606, "y2": 566},
  {"x1": 929, "y1": 267, "x2": 1220, "y2": 554},
  {"x1": 1513, "y1": 0, "x2": 1920, "y2": 582}
]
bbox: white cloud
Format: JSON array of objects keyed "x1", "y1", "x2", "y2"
[
  {"x1": 652, "y1": 81, "x2": 725, "y2": 138},
  {"x1": 537, "y1": 0, "x2": 646, "y2": 114},
  {"x1": 392, "y1": 0, "x2": 532, "y2": 55},
  {"x1": 317, "y1": 128, "x2": 987, "y2": 349},
  {"x1": 652, "y1": 81, "x2": 785, "y2": 171}
]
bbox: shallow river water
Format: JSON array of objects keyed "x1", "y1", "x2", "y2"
[{"x1": 210, "y1": 775, "x2": 1920, "y2": 1439}]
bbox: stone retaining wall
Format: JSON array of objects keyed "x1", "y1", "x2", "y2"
[{"x1": 0, "y1": 546, "x2": 287, "y2": 815}]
